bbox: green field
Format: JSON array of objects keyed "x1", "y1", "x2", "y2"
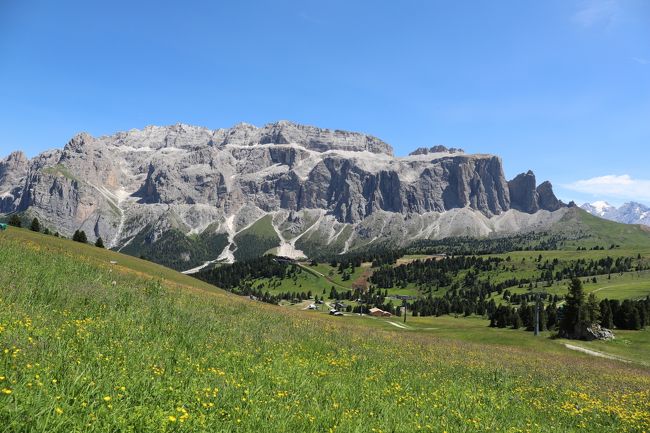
[
  {"x1": 1, "y1": 227, "x2": 650, "y2": 432},
  {"x1": 488, "y1": 269, "x2": 650, "y2": 302}
]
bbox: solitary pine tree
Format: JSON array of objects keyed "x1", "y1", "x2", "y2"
[
  {"x1": 560, "y1": 278, "x2": 585, "y2": 338},
  {"x1": 8, "y1": 214, "x2": 21, "y2": 227},
  {"x1": 95, "y1": 237, "x2": 105, "y2": 248},
  {"x1": 30, "y1": 217, "x2": 41, "y2": 232}
]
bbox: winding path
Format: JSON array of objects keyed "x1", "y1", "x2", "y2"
[{"x1": 563, "y1": 343, "x2": 631, "y2": 363}]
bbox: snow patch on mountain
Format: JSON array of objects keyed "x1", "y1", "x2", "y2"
[{"x1": 581, "y1": 201, "x2": 650, "y2": 226}]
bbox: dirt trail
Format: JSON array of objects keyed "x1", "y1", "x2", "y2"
[{"x1": 563, "y1": 343, "x2": 630, "y2": 363}]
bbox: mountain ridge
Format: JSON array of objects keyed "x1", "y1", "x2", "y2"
[
  {"x1": 581, "y1": 201, "x2": 650, "y2": 226},
  {"x1": 0, "y1": 121, "x2": 567, "y2": 268}
]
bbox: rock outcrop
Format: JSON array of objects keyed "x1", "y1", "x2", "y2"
[
  {"x1": 583, "y1": 324, "x2": 615, "y2": 341},
  {"x1": 408, "y1": 145, "x2": 464, "y2": 155},
  {"x1": 0, "y1": 121, "x2": 566, "y2": 262},
  {"x1": 507, "y1": 171, "x2": 563, "y2": 213},
  {"x1": 561, "y1": 323, "x2": 615, "y2": 341}
]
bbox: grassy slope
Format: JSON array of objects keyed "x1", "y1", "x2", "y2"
[
  {"x1": 559, "y1": 207, "x2": 650, "y2": 251},
  {"x1": 233, "y1": 215, "x2": 280, "y2": 261},
  {"x1": 120, "y1": 225, "x2": 229, "y2": 272},
  {"x1": 0, "y1": 228, "x2": 218, "y2": 291},
  {"x1": 1, "y1": 227, "x2": 650, "y2": 432}
]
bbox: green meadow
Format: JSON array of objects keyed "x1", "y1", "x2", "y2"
[{"x1": 1, "y1": 227, "x2": 650, "y2": 432}]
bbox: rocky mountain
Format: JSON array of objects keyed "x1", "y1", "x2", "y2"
[
  {"x1": 0, "y1": 121, "x2": 567, "y2": 271},
  {"x1": 581, "y1": 201, "x2": 650, "y2": 226}
]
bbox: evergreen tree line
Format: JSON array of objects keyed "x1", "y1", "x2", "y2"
[
  {"x1": 488, "y1": 302, "x2": 559, "y2": 331},
  {"x1": 324, "y1": 248, "x2": 404, "y2": 270},
  {"x1": 535, "y1": 256, "x2": 642, "y2": 282},
  {"x1": 599, "y1": 298, "x2": 650, "y2": 330},
  {"x1": 196, "y1": 255, "x2": 290, "y2": 290},
  {"x1": 370, "y1": 256, "x2": 504, "y2": 289},
  {"x1": 489, "y1": 279, "x2": 650, "y2": 337},
  {"x1": 5, "y1": 215, "x2": 104, "y2": 247},
  {"x1": 370, "y1": 252, "x2": 644, "y2": 294},
  {"x1": 406, "y1": 232, "x2": 582, "y2": 256},
  {"x1": 409, "y1": 286, "x2": 555, "y2": 319}
]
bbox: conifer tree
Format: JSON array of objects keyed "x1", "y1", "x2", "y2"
[
  {"x1": 73, "y1": 230, "x2": 88, "y2": 243},
  {"x1": 30, "y1": 217, "x2": 41, "y2": 232},
  {"x1": 560, "y1": 278, "x2": 585, "y2": 338},
  {"x1": 600, "y1": 300, "x2": 614, "y2": 329},
  {"x1": 8, "y1": 214, "x2": 21, "y2": 227}
]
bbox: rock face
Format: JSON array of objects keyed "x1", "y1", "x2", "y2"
[
  {"x1": 508, "y1": 171, "x2": 538, "y2": 213},
  {"x1": 536, "y1": 181, "x2": 563, "y2": 212},
  {"x1": 507, "y1": 171, "x2": 563, "y2": 213},
  {"x1": 0, "y1": 151, "x2": 29, "y2": 212},
  {"x1": 0, "y1": 121, "x2": 566, "y2": 266},
  {"x1": 408, "y1": 145, "x2": 464, "y2": 155}
]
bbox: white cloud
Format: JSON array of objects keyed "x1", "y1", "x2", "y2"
[
  {"x1": 563, "y1": 175, "x2": 650, "y2": 201},
  {"x1": 632, "y1": 57, "x2": 650, "y2": 65},
  {"x1": 573, "y1": 0, "x2": 620, "y2": 28}
]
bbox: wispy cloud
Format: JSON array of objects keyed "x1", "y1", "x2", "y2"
[
  {"x1": 563, "y1": 174, "x2": 650, "y2": 201},
  {"x1": 573, "y1": 0, "x2": 620, "y2": 28},
  {"x1": 632, "y1": 57, "x2": 650, "y2": 65}
]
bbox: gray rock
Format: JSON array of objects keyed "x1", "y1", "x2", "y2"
[
  {"x1": 583, "y1": 324, "x2": 615, "y2": 341},
  {"x1": 0, "y1": 121, "x2": 564, "y2": 258},
  {"x1": 537, "y1": 181, "x2": 563, "y2": 212},
  {"x1": 0, "y1": 151, "x2": 29, "y2": 212},
  {"x1": 508, "y1": 170, "x2": 539, "y2": 213},
  {"x1": 408, "y1": 145, "x2": 464, "y2": 156},
  {"x1": 560, "y1": 323, "x2": 616, "y2": 341}
]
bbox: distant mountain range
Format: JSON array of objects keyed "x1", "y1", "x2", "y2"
[
  {"x1": 581, "y1": 201, "x2": 650, "y2": 226},
  {"x1": 1, "y1": 121, "x2": 571, "y2": 270}
]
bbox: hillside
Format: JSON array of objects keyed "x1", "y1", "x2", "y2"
[
  {"x1": 1, "y1": 226, "x2": 649, "y2": 432},
  {"x1": 554, "y1": 207, "x2": 650, "y2": 251}
]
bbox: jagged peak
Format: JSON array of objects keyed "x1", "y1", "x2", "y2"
[
  {"x1": 3, "y1": 150, "x2": 28, "y2": 163},
  {"x1": 59, "y1": 121, "x2": 394, "y2": 156},
  {"x1": 620, "y1": 201, "x2": 649, "y2": 209},
  {"x1": 64, "y1": 132, "x2": 95, "y2": 152},
  {"x1": 230, "y1": 121, "x2": 257, "y2": 130},
  {"x1": 408, "y1": 145, "x2": 464, "y2": 156}
]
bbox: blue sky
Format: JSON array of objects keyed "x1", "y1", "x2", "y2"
[{"x1": 1, "y1": 0, "x2": 649, "y2": 206}]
